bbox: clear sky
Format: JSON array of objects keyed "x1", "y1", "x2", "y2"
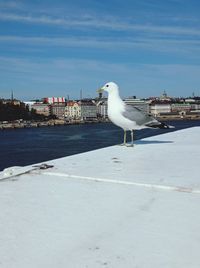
[{"x1": 0, "y1": 0, "x2": 200, "y2": 100}]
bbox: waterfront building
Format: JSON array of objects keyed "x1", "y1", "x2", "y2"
[
  {"x1": 185, "y1": 98, "x2": 196, "y2": 103},
  {"x1": 65, "y1": 100, "x2": 97, "y2": 121},
  {"x1": 150, "y1": 102, "x2": 172, "y2": 117},
  {"x1": 96, "y1": 98, "x2": 108, "y2": 119},
  {"x1": 43, "y1": 97, "x2": 65, "y2": 104},
  {"x1": 1, "y1": 99, "x2": 21, "y2": 106},
  {"x1": 31, "y1": 103, "x2": 50, "y2": 116},
  {"x1": 51, "y1": 103, "x2": 66, "y2": 119},
  {"x1": 171, "y1": 103, "x2": 191, "y2": 113},
  {"x1": 79, "y1": 100, "x2": 97, "y2": 121},
  {"x1": 24, "y1": 101, "x2": 35, "y2": 111},
  {"x1": 65, "y1": 101, "x2": 81, "y2": 120},
  {"x1": 190, "y1": 103, "x2": 200, "y2": 112}
]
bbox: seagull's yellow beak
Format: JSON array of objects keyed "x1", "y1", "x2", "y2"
[{"x1": 96, "y1": 87, "x2": 104, "y2": 94}]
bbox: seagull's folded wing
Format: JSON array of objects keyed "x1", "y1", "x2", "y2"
[{"x1": 122, "y1": 104, "x2": 157, "y2": 126}]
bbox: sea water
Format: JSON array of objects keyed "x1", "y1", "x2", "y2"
[{"x1": 0, "y1": 120, "x2": 200, "y2": 171}]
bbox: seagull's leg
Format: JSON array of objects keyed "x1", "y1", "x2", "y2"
[
  {"x1": 120, "y1": 130, "x2": 126, "y2": 146},
  {"x1": 126, "y1": 130, "x2": 134, "y2": 147},
  {"x1": 124, "y1": 130, "x2": 127, "y2": 145},
  {"x1": 131, "y1": 130, "x2": 134, "y2": 147}
]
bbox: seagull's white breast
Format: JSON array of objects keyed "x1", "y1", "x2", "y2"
[{"x1": 107, "y1": 92, "x2": 137, "y2": 130}]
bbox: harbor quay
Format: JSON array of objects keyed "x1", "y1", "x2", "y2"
[
  {"x1": 0, "y1": 127, "x2": 200, "y2": 267},
  {"x1": 0, "y1": 118, "x2": 111, "y2": 130},
  {"x1": 1, "y1": 114, "x2": 200, "y2": 130}
]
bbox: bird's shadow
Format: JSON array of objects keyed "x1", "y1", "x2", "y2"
[{"x1": 135, "y1": 140, "x2": 173, "y2": 145}]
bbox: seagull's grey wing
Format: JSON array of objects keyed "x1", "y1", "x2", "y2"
[{"x1": 122, "y1": 104, "x2": 156, "y2": 126}]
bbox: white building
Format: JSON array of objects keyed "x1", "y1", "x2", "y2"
[
  {"x1": 31, "y1": 103, "x2": 51, "y2": 116},
  {"x1": 80, "y1": 100, "x2": 97, "y2": 121},
  {"x1": 23, "y1": 101, "x2": 36, "y2": 111},
  {"x1": 65, "y1": 101, "x2": 81, "y2": 120},
  {"x1": 96, "y1": 99, "x2": 108, "y2": 119},
  {"x1": 171, "y1": 103, "x2": 191, "y2": 112},
  {"x1": 150, "y1": 103, "x2": 171, "y2": 117}
]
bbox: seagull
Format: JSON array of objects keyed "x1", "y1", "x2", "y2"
[{"x1": 97, "y1": 82, "x2": 172, "y2": 146}]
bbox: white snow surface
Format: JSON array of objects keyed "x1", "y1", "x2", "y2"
[{"x1": 0, "y1": 127, "x2": 200, "y2": 268}]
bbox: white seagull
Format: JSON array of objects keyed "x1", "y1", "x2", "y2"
[{"x1": 98, "y1": 82, "x2": 172, "y2": 146}]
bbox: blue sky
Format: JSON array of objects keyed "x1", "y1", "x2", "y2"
[{"x1": 0, "y1": 0, "x2": 200, "y2": 100}]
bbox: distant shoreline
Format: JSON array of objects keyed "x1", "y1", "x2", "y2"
[
  {"x1": 157, "y1": 115, "x2": 200, "y2": 121},
  {"x1": 0, "y1": 119, "x2": 107, "y2": 130},
  {"x1": 0, "y1": 115, "x2": 200, "y2": 130}
]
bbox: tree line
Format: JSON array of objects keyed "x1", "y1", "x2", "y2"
[{"x1": 0, "y1": 101, "x2": 53, "y2": 121}]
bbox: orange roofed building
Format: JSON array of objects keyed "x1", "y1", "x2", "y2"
[
  {"x1": 65, "y1": 101, "x2": 81, "y2": 120},
  {"x1": 65, "y1": 100, "x2": 97, "y2": 121}
]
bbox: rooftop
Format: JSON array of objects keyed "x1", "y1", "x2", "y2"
[{"x1": 1, "y1": 127, "x2": 200, "y2": 267}]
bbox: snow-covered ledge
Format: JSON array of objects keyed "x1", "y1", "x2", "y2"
[{"x1": 1, "y1": 127, "x2": 200, "y2": 268}]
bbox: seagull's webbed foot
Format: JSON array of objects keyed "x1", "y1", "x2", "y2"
[
  {"x1": 126, "y1": 143, "x2": 134, "y2": 147},
  {"x1": 118, "y1": 130, "x2": 134, "y2": 147},
  {"x1": 119, "y1": 143, "x2": 127, "y2": 146},
  {"x1": 125, "y1": 130, "x2": 134, "y2": 147}
]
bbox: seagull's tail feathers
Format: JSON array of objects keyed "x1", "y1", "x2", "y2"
[{"x1": 145, "y1": 121, "x2": 175, "y2": 129}]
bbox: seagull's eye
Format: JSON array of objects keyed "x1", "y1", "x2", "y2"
[{"x1": 106, "y1": 85, "x2": 109, "y2": 87}]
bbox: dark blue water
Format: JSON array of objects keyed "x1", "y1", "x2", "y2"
[{"x1": 0, "y1": 120, "x2": 200, "y2": 171}]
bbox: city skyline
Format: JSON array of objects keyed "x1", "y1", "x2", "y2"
[
  {"x1": 0, "y1": 0, "x2": 200, "y2": 100},
  {"x1": 2, "y1": 88, "x2": 199, "y2": 102}
]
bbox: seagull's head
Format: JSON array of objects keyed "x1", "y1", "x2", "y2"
[{"x1": 97, "y1": 82, "x2": 119, "y2": 94}]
